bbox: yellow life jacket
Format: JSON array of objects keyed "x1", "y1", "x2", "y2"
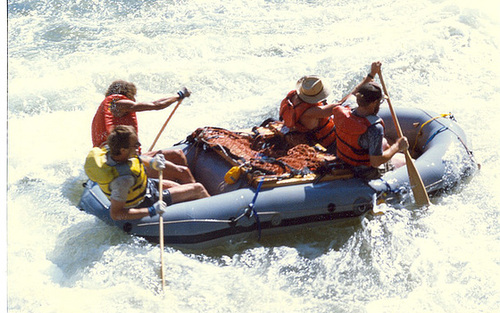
[{"x1": 84, "y1": 147, "x2": 148, "y2": 207}]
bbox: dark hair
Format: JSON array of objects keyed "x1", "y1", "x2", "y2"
[
  {"x1": 107, "y1": 125, "x2": 137, "y2": 156},
  {"x1": 105, "y1": 80, "x2": 137, "y2": 100},
  {"x1": 356, "y1": 82, "x2": 383, "y2": 107}
]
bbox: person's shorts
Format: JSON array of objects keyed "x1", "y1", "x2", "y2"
[{"x1": 139, "y1": 179, "x2": 172, "y2": 207}]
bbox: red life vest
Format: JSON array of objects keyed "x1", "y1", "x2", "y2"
[
  {"x1": 279, "y1": 90, "x2": 336, "y2": 147},
  {"x1": 91, "y1": 94, "x2": 139, "y2": 148},
  {"x1": 332, "y1": 106, "x2": 384, "y2": 166}
]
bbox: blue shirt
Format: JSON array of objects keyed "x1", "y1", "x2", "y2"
[{"x1": 359, "y1": 122, "x2": 384, "y2": 157}]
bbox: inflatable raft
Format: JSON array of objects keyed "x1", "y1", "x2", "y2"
[{"x1": 78, "y1": 107, "x2": 477, "y2": 250}]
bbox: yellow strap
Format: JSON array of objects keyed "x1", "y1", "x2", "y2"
[{"x1": 412, "y1": 113, "x2": 450, "y2": 152}]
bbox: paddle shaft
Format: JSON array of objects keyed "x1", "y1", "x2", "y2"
[
  {"x1": 149, "y1": 99, "x2": 184, "y2": 152},
  {"x1": 377, "y1": 71, "x2": 430, "y2": 207},
  {"x1": 158, "y1": 170, "x2": 166, "y2": 290},
  {"x1": 150, "y1": 98, "x2": 184, "y2": 290}
]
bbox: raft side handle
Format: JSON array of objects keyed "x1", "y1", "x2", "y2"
[
  {"x1": 327, "y1": 203, "x2": 336, "y2": 213},
  {"x1": 352, "y1": 197, "x2": 373, "y2": 216}
]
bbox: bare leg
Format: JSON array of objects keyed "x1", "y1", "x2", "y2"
[
  {"x1": 382, "y1": 138, "x2": 406, "y2": 169},
  {"x1": 143, "y1": 149, "x2": 196, "y2": 184},
  {"x1": 162, "y1": 182, "x2": 210, "y2": 203},
  {"x1": 161, "y1": 149, "x2": 189, "y2": 167},
  {"x1": 391, "y1": 153, "x2": 407, "y2": 169}
]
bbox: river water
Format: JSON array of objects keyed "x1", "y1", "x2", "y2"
[{"x1": 7, "y1": 0, "x2": 500, "y2": 312}]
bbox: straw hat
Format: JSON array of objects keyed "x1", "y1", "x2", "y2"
[{"x1": 296, "y1": 75, "x2": 330, "y2": 103}]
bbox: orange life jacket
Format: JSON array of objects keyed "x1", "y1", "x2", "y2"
[
  {"x1": 279, "y1": 90, "x2": 336, "y2": 147},
  {"x1": 332, "y1": 106, "x2": 384, "y2": 166},
  {"x1": 91, "y1": 94, "x2": 139, "y2": 148}
]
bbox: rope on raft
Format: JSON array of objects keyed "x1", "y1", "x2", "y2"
[
  {"x1": 412, "y1": 113, "x2": 477, "y2": 167},
  {"x1": 248, "y1": 178, "x2": 264, "y2": 240}
]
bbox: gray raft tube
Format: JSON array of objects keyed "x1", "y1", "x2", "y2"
[{"x1": 369, "y1": 107, "x2": 477, "y2": 197}]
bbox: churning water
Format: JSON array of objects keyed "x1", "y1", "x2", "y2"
[{"x1": 7, "y1": 0, "x2": 500, "y2": 312}]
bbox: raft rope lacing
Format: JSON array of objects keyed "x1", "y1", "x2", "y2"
[
  {"x1": 136, "y1": 210, "x2": 282, "y2": 227},
  {"x1": 411, "y1": 113, "x2": 450, "y2": 153},
  {"x1": 412, "y1": 112, "x2": 475, "y2": 161},
  {"x1": 422, "y1": 126, "x2": 449, "y2": 150}
]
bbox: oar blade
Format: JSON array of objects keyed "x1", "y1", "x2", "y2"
[{"x1": 404, "y1": 152, "x2": 430, "y2": 206}]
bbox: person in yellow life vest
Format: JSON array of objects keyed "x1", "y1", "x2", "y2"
[
  {"x1": 85, "y1": 125, "x2": 210, "y2": 221},
  {"x1": 332, "y1": 76, "x2": 409, "y2": 179}
]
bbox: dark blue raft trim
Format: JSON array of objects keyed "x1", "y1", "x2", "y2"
[{"x1": 140, "y1": 209, "x2": 367, "y2": 245}]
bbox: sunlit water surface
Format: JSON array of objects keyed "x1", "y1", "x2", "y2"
[{"x1": 7, "y1": 0, "x2": 500, "y2": 312}]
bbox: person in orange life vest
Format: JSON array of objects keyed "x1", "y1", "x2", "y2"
[
  {"x1": 279, "y1": 75, "x2": 337, "y2": 151},
  {"x1": 333, "y1": 80, "x2": 409, "y2": 179},
  {"x1": 91, "y1": 80, "x2": 197, "y2": 188},
  {"x1": 96, "y1": 125, "x2": 209, "y2": 221},
  {"x1": 279, "y1": 62, "x2": 384, "y2": 152}
]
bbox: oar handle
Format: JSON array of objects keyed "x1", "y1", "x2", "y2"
[
  {"x1": 149, "y1": 99, "x2": 184, "y2": 152},
  {"x1": 378, "y1": 71, "x2": 403, "y2": 138}
]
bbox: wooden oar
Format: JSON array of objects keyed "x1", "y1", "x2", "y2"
[
  {"x1": 148, "y1": 98, "x2": 184, "y2": 291},
  {"x1": 149, "y1": 99, "x2": 184, "y2": 152},
  {"x1": 158, "y1": 170, "x2": 166, "y2": 290},
  {"x1": 377, "y1": 71, "x2": 430, "y2": 207}
]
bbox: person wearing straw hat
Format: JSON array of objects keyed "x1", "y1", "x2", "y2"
[
  {"x1": 280, "y1": 62, "x2": 393, "y2": 154},
  {"x1": 91, "y1": 80, "x2": 196, "y2": 188},
  {"x1": 279, "y1": 75, "x2": 337, "y2": 151}
]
